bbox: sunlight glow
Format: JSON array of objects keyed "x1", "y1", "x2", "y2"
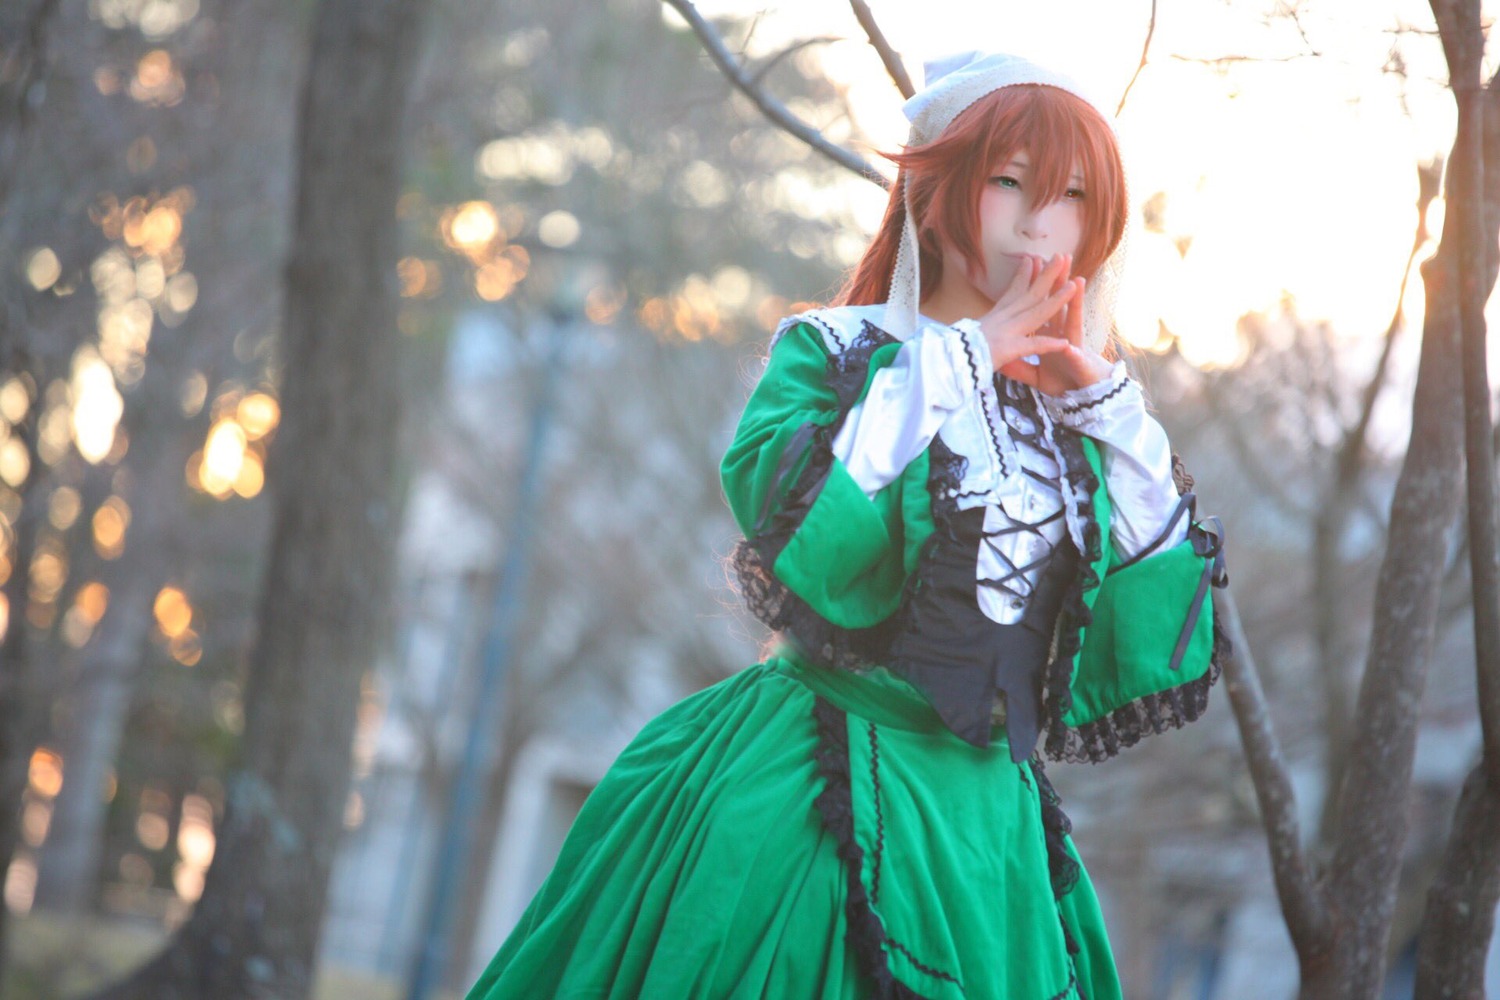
[
  {"x1": 200, "y1": 418, "x2": 247, "y2": 497},
  {"x1": 70, "y1": 348, "x2": 125, "y2": 463},
  {"x1": 692, "y1": 0, "x2": 1467, "y2": 369},
  {"x1": 445, "y1": 201, "x2": 501, "y2": 255},
  {"x1": 538, "y1": 210, "x2": 581, "y2": 248}
]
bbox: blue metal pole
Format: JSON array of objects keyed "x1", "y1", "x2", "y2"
[{"x1": 405, "y1": 316, "x2": 568, "y2": 1000}]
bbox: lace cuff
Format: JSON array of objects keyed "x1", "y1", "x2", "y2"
[{"x1": 1042, "y1": 361, "x2": 1138, "y2": 430}]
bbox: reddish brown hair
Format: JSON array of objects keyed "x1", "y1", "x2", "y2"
[{"x1": 838, "y1": 84, "x2": 1126, "y2": 307}]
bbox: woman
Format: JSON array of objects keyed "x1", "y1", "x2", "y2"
[{"x1": 466, "y1": 51, "x2": 1226, "y2": 1000}]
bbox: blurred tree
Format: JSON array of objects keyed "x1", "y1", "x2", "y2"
[
  {"x1": 29, "y1": 0, "x2": 308, "y2": 922},
  {"x1": 87, "y1": 0, "x2": 432, "y2": 995}
]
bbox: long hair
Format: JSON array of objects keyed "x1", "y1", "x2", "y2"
[{"x1": 837, "y1": 84, "x2": 1127, "y2": 308}]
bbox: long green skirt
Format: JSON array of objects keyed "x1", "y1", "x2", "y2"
[{"x1": 465, "y1": 652, "x2": 1122, "y2": 1000}]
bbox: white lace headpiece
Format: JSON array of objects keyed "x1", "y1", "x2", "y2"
[{"x1": 884, "y1": 51, "x2": 1128, "y2": 353}]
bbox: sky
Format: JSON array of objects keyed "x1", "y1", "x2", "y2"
[{"x1": 671, "y1": 0, "x2": 1493, "y2": 375}]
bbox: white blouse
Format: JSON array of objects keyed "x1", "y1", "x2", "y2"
[{"x1": 829, "y1": 319, "x2": 1186, "y2": 625}]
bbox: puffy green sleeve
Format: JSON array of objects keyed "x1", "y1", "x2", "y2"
[
  {"x1": 1053, "y1": 440, "x2": 1227, "y2": 762},
  {"x1": 721, "y1": 322, "x2": 935, "y2": 631}
]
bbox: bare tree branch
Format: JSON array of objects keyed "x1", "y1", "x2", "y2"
[
  {"x1": 1218, "y1": 588, "x2": 1335, "y2": 958},
  {"x1": 1336, "y1": 162, "x2": 1436, "y2": 483},
  {"x1": 749, "y1": 36, "x2": 840, "y2": 88},
  {"x1": 661, "y1": 0, "x2": 890, "y2": 189},
  {"x1": 1319, "y1": 7, "x2": 1485, "y2": 986},
  {"x1": 847, "y1": 0, "x2": 914, "y2": 99},
  {"x1": 1170, "y1": 53, "x2": 1308, "y2": 66},
  {"x1": 1117, "y1": 0, "x2": 1158, "y2": 116},
  {"x1": 1312, "y1": 165, "x2": 1436, "y2": 844},
  {"x1": 1274, "y1": 1, "x2": 1324, "y2": 58}
]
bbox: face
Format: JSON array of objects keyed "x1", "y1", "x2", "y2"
[{"x1": 947, "y1": 152, "x2": 1087, "y2": 302}]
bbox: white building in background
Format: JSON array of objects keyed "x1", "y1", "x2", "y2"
[{"x1": 315, "y1": 308, "x2": 730, "y2": 990}]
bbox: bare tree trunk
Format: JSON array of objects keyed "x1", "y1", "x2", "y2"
[
  {"x1": 1414, "y1": 4, "x2": 1500, "y2": 992},
  {"x1": 0, "y1": 0, "x2": 75, "y2": 975},
  {"x1": 88, "y1": 0, "x2": 430, "y2": 995},
  {"x1": 0, "y1": 375, "x2": 44, "y2": 977},
  {"x1": 0, "y1": 0, "x2": 61, "y2": 210},
  {"x1": 1318, "y1": 113, "x2": 1473, "y2": 1000},
  {"x1": 1416, "y1": 765, "x2": 1500, "y2": 998}
]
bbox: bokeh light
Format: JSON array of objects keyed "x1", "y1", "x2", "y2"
[
  {"x1": 25, "y1": 248, "x2": 61, "y2": 291},
  {"x1": 93, "y1": 496, "x2": 131, "y2": 559},
  {"x1": 0, "y1": 377, "x2": 31, "y2": 423},
  {"x1": 28, "y1": 748, "x2": 63, "y2": 799},
  {"x1": 444, "y1": 201, "x2": 501, "y2": 257},
  {"x1": 537, "y1": 210, "x2": 581, "y2": 248},
  {"x1": 236, "y1": 392, "x2": 280, "y2": 440},
  {"x1": 153, "y1": 585, "x2": 193, "y2": 639},
  {"x1": 200, "y1": 418, "x2": 248, "y2": 497},
  {"x1": 70, "y1": 347, "x2": 125, "y2": 463}
]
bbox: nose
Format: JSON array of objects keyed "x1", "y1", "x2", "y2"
[{"x1": 1018, "y1": 209, "x2": 1047, "y2": 241}]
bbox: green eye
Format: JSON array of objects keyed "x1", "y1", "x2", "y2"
[{"x1": 990, "y1": 175, "x2": 1021, "y2": 189}]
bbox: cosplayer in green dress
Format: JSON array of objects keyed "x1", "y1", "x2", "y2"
[{"x1": 466, "y1": 52, "x2": 1227, "y2": 1000}]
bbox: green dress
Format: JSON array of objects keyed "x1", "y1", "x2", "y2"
[{"x1": 466, "y1": 314, "x2": 1223, "y2": 1000}]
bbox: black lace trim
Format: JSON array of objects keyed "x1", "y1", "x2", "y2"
[
  {"x1": 888, "y1": 940, "x2": 962, "y2": 989},
  {"x1": 731, "y1": 538, "x2": 899, "y2": 671},
  {"x1": 1046, "y1": 609, "x2": 1230, "y2": 764},
  {"x1": 867, "y1": 721, "x2": 887, "y2": 905},
  {"x1": 1039, "y1": 426, "x2": 1104, "y2": 761},
  {"x1": 812, "y1": 697, "x2": 931, "y2": 1000},
  {"x1": 1045, "y1": 967, "x2": 1082, "y2": 1000},
  {"x1": 1029, "y1": 758, "x2": 1081, "y2": 899},
  {"x1": 731, "y1": 417, "x2": 967, "y2": 675},
  {"x1": 828, "y1": 321, "x2": 899, "y2": 411},
  {"x1": 1059, "y1": 378, "x2": 1131, "y2": 416},
  {"x1": 731, "y1": 321, "x2": 904, "y2": 670},
  {"x1": 924, "y1": 433, "x2": 966, "y2": 523}
]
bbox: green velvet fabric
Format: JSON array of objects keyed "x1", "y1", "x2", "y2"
[
  {"x1": 721, "y1": 322, "x2": 934, "y2": 630},
  {"x1": 465, "y1": 656, "x2": 1119, "y2": 1000}
]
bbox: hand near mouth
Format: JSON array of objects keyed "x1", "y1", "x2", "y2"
[
  {"x1": 985, "y1": 254, "x2": 1113, "y2": 395},
  {"x1": 972, "y1": 252, "x2": 1075, "y2": 374}
]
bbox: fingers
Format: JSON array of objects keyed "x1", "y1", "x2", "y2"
[
  {"x1": 989, "y1": 253, "x2": 1070, "y2": 323},
  {"x1": 1006, "y1": 275, "x2": 1081, "y2": 332},
  {"x1": 1026, "y1": 335, "x2": 1071, "y2": 355},
  {"x1": 1045, "y1": 254, "x2": 1073, "y2": 296},
  {"x1": 1064, "y1": 276, "x2": 1086, "y2": 347},
  {"x1": 998, "y1": 336, "x2": 1069, "y2": 385},
  {"x1": 999, "y1": 252, "x2": 1035, "y2": 301}
]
